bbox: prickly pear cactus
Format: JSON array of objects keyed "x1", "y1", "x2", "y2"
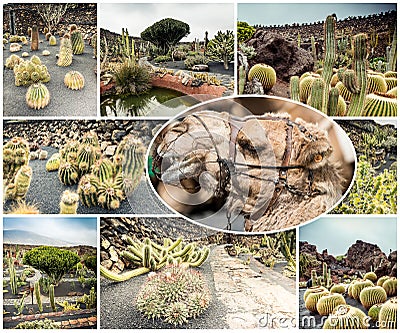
[
  {"x1": 26, "y1": 83, "x2": 50, "y2": 110},
  {"x1": 247, "y1": 63, "x2": 276, "y2": 91},
  {"x1": 359, "y1": 286, "x2": 387, "y2": 309},
  {"x1": 64, "y1": 71, "x2": 85, "y2": 90}
]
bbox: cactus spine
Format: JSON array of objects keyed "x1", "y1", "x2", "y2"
[
  {"x1": 359, "y1": 286, "x2": 387, "y2": 310},
  {"x1": 347, "y1": 34, "x2": 368, "y2": 116},
  {"x1": 10, "y1": 165, "x2": 32, "y2": 200},
  {"x1": 34, "y1": 281, "x2": 43, "y2": 312},
  {"x1": 378, "y1": 298, "x2": 397, "y2": 329},
  {"x1": 49, "y1": 284, "x2": 56, "y2": 312},
  {"x1": 31, "y1": 25, "x2": 39, "y2": 51},
  {"x1": 290, "y1": 76, "x2": 300, "y2": 102},
  {"x1": 26, "y1": 83, "x2": 50, "y2": 110},
  {"x1": 316, "y1": 293, "x2": 346, "y2": 316},
  {"x1": 247, "y1": 63, "x2": 276, "y2": 91},
  {"x1": 59, "y1": 190, "x2": 79, "y2": 214}
]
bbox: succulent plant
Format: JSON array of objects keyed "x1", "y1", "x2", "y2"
[
  {"x1": 330, "y1": 284, "x2": 346, "y2": 294},
  {"x1": 351, "y1": 280, "x2": 375, "y2": 301},
  {"x1": 316, "y1": 293, "x2": 346, "y2": 316},
  {"x1": 58, "y1": 161, "x2": 79, "y2": 186},
  {"x1": 368, "y1": 303, "x2": 383, "y2": 321},
  {"x1": 8, "y1": 257, "x2": 18, "y2": 294},
  {"x1": 367, "y1": 74, "x2": 388, "y2": 94},
  {"x1": 335, "y1": 81, "x2": 353, "y2": 102},
  {"x1": 359, "y1": 286, "x2": 387, "y2": 309},
  {"x1": 26, "y1": 83, "x2": 50, "y2": 110},
  {"x1": 136, "y1": 265, "x2": 211, "y2": 326},
  {"x1": 15, "y1": 319, "x2": 59, "y2": 329},
  {"x1": 42, "y1": 50, "x2": 50, "y2": 56},
  {"x1": 34, "y1": 281, "x2": 43, "y2": 312},
  {"x1": 382, "y1": 277, "x2": 397, "y2": 297},
  {"x1": 299, "y1": 74, "x2": 320, "y2": 103},
  {"x1": 64, "y1": 70, "x2": 85, "y2": 90},
  {"x1": 378, "y1": 276, "x2": 391, "y2": 287},
  {"x1": 290, "y1": 75, "x2": 300, "y2": 102},
  {"x1": 305, "y1": 290, "x2": 329, "y2": 313},
  {"x1": 364, "y1": 271, "x2": 378, "y2": 282},
  {"x1": 59, "y1": 190, "x2": 79, "y2": 214},
  {"x1": 46, "y1": 153, "x2": 61, "y2": 172},
  {"x1": 49, "y1": 284, "x2": 57, "y2": 312},
  {"x1": 10, "y1": 42, "x2": 22, "y2": 52},
  {"x1": 81, "y1": 131, "x2": 100, "y2": 147},
  {"x1": 323, "y1": 304, "x2": 369, "y2": 329},
  {"x1": 378, "y1": 297, "x2": 397, "y2": 329},
  {"x1": 5, "y1": 54, "x2": 23, "y2": 69},
  {"x1": 49, "y1": 35, "x2": 57, "y2": 46},
  {"x1": 247, "y1": 63, "x2": 276, "y2": 91},
  {"x1": 3, "y1": 137, "x2": 30, "y2": 185},
  {"x1": 21, "y1": 52, "x2": 29, "y2": 57},
  {"x1": 303, "y1": 286, "x2": 328, "y2": 302},
  {"x1": 385, "y1": 77, "x2": 397, "y2": 91},
  {"x1": 70, "y1": 29, "x2": 85, "y2": 54},
  {"x1": 307, "y1": 77, "x2": 325, "y2": 110},
  {"x1": 31, "y1": 25, "x2": 39, "y2": 51},
  {"x1": 91, "y1": 157, "x2": 115, "y2": 183},
  {"x1": 91, "y1": 33, "x2": 97, "y2": 58},
  {"x1": 97, "y1": 178, "x2": 125, "y2": 210},
  {"x1": 5, "y1": 165, "x2": 33, "y2": 201},
  {"x1": 77, "y1": 144, "x2": 100, "y2": 176},
  {"x1": 13, "y1": 59, "x2": 51, "y2": 86},
  {"x1": 57, "y1": 35, "x2": 73, "y2": 67},
  {"x1": 363, "y1": 92, "x2": 397, "y2": 117}
]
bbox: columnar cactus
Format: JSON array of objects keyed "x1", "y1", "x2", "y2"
[
  {"x1": 382, "y1": 277, "x2": 397, "y2": 297},
  {"x1": 323, "y1": 305, "x2": 369, "y2": 329},
  {"x1": 57, "y1": 35, "x2": 73, "y2": 67},
  {"x1": 49, "y1": 35, "x2": 57, "y2": 46},
  {"x1": 238, "y1": 65, "x2": 246, "y2": 95},
  {"x1": 91, "y1": 33, "x2": 97, "y2": 58},
  {"x1": 34, "y1": 281, "x2": 43, "y2": 312},
  {"x1": 316, "y1": 293, "x2": 346, "y2": 316},
  {"x1": 359, "y1": 286, "x2": 387, "y2": 309},
  {"x1": 8, "y1": 257, "x2": 18, "y2": 295},
  {"x1": 49, "y1": 284, "x2": 56, "y2": 312},
  {"x1": 64, "y1": 71, "x2": 85, "y2": 90},
  {"x1": 59, "y1": 190, "x2": 80, "y2": 214},
  {"x1": 290, "y1": 76, "x2": 300, "y2": 102},
  {"x1": 136, "y1": 265, "x2": 211, "y2": 326},
  {"x1": 247, "y1": 63, "x2": 276, "y2": 91},
  {"x1": 70, "y1": 29, "x2": 85, "y2": 54},
  {"x1": 31, "y1": 25, "x2": 39, "y2": 51},
  {"x1": 307, "y1": 77, "x2": 325, "y2": 110},
  {"x1": 347, "y1": 34, "x2": 368, "y2": 116},
  {"x1": 26, "y1": 83, "x2": 50, "y2": 110},
  {"x1": 378, "y1": 298, "x2": 397, "y2": 329}
]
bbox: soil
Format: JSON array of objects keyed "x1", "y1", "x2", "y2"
[{"x1": 3, "y1": 33, "x2": 97, "y2": 117}]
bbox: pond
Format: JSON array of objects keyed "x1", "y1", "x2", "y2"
[{"x1": 100, "y1": 88, "x2": 199, "y2": 117}]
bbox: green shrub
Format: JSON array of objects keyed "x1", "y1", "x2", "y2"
[
  {"x1": 153, "y1": 55, "x2": 171, "y2": 63},
  {"x1": 23, "y1": 246, "x2": 80, "y2": 285},
  {"x1": 113, "y1": 60, "x2": 152, "y2": 96},
  {"x1": 184, "y1": 54, "x2": 209, "y2": 69},
  {"x1": 237, "y1": 21, "x2": 256, "y2": 43},
  {"x1": 84, "y1": 254, "x2": 97, "y2": 272}
]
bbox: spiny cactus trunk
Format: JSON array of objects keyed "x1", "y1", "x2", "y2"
[
  {"x1": 34, "y1": 281, "x2": 43, "y2": 312},
  {"x1": 49, "y1": 284, "x2": 56, "y2": 311},
  {"x1": 388, "y1": 26, "x2": 397, "y2": 72},
  {"x1": 238, "y1": 65, "x2": 246, "y2": 95},
  {"x1": 290, "y1": 76, "x2": 300, "y2": 102}
]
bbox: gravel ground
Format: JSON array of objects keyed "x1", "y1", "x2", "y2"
[
  {"x1": 3, "y1": 33, "x2": 97, "y2": 117},
  {"x1": 3, "y1": 146, "x2": 173, "y2": 215},
  {"x1": 100, "y1": 245, "x2": 228, "y2": 329}
]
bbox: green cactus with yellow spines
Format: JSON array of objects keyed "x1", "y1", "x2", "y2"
[
  {"x1": 34, "y1": 281, "x2": 43, "y2": 312},
  {"x1": 11, "y1": 165, "x2": 32, "y2": 200},
  {"x1": 330, "y1": 284, "x2": 346, "y2": 294},
  {"x1": 49, "y1": 284, "x2": 56, "y2": 312},
  {"x1": 364, "y1": 271, "x2": 378, "y2": 282},
  {"x1": 97, "y1": 178, "x2": 125, "y2": 210},
  {"x1": 299, "y1": 74, "x2": 320, "y2": 103},
  {"x1": 58, "y1": 162, "x2": 79, "y2": 186},
  {"x1": 64, "y1": 71, "x2": 85, "y2": 90},
  {"x1": 59, "y1": 190, "x2": 79, "y2": 214},
  {"x1": 385, "y1": 77, "x2": 397, "y2": 91},
  {"x1": 351, "y1": 280, "x2": 375, "y2": 301},
  {"x1": 307, "y1": 77, "x2": 325, "y2": 110},
  {"x1": 368, "y1": 303, "x2": 383, "y2": 321},
  {"x1": 46, "y1": 153, "x2": 60, "y2": 172},
  {"x1": 91, "y1": 157, "x2": 115, "y2": 183},
  {"x1": 5, "y1": 54, "x2": 23, "y2": 69},
  {"x1": 367, "y1": 74, "x2": 388, "y2": 94},
  {"x1": 81, "y1": 131, "x2": 100, "y2": 147},
  {"x1": 57, "y1": 35, "x2": 73, "y2": 67},
  {"x1": 77, "y1": 144, "x2": 101, "y2": 176},
  {"x1": 77, "y1": 174, "x2": 100, "y2": 207},
  {"x1": 290, "y1": 75, "x2": 300, "y2": 102},
  {"x1": 377, "y1": 276, "x2": 391, "y2": 287},
  {"x1": 13, "y1": 59, "x2": 50, "y2": 86},
  {"x1": 247, "y1": 63, "x2": 276, "y2": 91},
  {"x1": 70, "y1": 29, "x2": 85, "y2": 55},
  {"x1": 3, "y1": 137, "x2": 30, "y2": 185},
  {"x1": 363, "y1": 92, "x2": 397, "y2": 117},
  {"x1": 323, "y1": 305, "x2": 369, "y2": 329},
  {"x1": 384, "y1": 70, "x2": 397, "y2": 78},
  {"x1": 359, "y1": 286, "x2": 387, "y2": 310},
  {"x1": 382, "y1": 277, "x2": 397, "y2": 297},
  {"x1": 378, "y1": 298, "x2": 397, "y2": 329},
  {"x1": 387, "y1": 86, "x2": 397, "y2": 97},
  {"x1": 316, "y1": 293, "x2": 346, "y2": 316},
  {"x1": 49, "y1": 35, "x2": 57, "y2": 46},
  {"x1": 305, "y1": 290, "x2": 330, "y2": 313},
  {"x1": 26, "y1": 83, "x2": 50, "y2": 110}
]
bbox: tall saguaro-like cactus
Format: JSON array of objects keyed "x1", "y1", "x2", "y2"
[{"x1": 388, "y1": 26, "x2": 397, "y2": 72}]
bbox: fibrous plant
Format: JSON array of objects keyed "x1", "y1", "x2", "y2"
[
  {"x1": 323, "y1": 305, "x2": 369, "y2": 329},
  {"x1": 113, "y1": 59, "x2": 151, "y2": 96},
  {"x1": 136, "y1": 265, "x2": 211, "y2": 326},
  {"x1": 316, "y1": 293, "x2": 346, "y2": 316},
  {"x1": 59, "y1": 190, "x2": 79, "y2": 214},
  {"x1": 26, "y1": 83, "x2": 50, "y2": 110},
  {"x1": 247, "y1": 63, "x2": 276, "y2": 91},
  {"x1": 359, "y1": 286, "x2": 387, "y2": 310},
  {"x1": 100, "y1": 236, "x2": 210, "y2": 282},
  {"x1": 378, "y1": 297, "x2": 397, "y2": 329},
  {"x1": 64, "y1": 71, "x2": 85, "y2": 90}
]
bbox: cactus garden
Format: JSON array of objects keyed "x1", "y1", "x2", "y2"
[
  {"x1": 237, "y1": 4, "x2": 397, "y2": 117},
  {"x1": 3, "y1": 217, "x2": 97, "y2": 329},
  {"x1": 3, "y1": 3, "x2": 97, "y2": 116},
  {"x1": 100, "y1": 217, "x2": 297, "y2": 329},
  {"x1": 100, "y1": 3, "x2": 235, "y2": 117},
  {"x1": 3, "y1": 119, "x2": 171, "y2": 214},
  {"x1": 299, "y1": 217, "x2": 397, "y2": 329}
]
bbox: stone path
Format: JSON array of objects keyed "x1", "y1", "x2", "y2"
[{"x1": 210, "y1": 246, "x2": 296, "y2": 329}]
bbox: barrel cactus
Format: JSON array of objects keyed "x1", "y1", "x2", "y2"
[
  {"x1": 323, "y1": 305, "x2": 369, "y2": 329},
  {"x1": 70, "y1": 29, "x2": 85, "y2": 54},
  {"x1": 305, "y1": 290, "x2": 329, "y2": 313},
  {"x1": 97, "y1": 178, "x2": 125, "y2": 210},
  {"x1": 91, "y1": 157, "x2": 115, "y2": 183},
  {"x1": 335, "y1": 81, "x2": 353, "y2": 101},
  {"x1": 58, "y1": 162, "x2": 79, "y2": 186},
  {"x1": 78, "y1": 174, "x2": 100, "y2": 207},
  {"x1": 59, "y1": 190, "x2": 79, "y2": 214},
  {"x1": 359, "y1": 286, "x2": 387, "y2": 309},
  {"x1": 316, "y1": 293, "x2": 346, "y2": 316},
  {"x1": 364, "y1": 271, "x2": 378, "y2": 282},
  {"x1": 384, "y1": 71, "x2": 397, "y2": 78},
  {"x1": 367, "y1": 74, "x2": 388, "y2": 94},
  {"x1": 385, "y1": 77, "x2": 397, "y2": 91},
  {"x1": 76, "y1": 144, "x2": 100, "y2": 176},
  {"x1": 382, "y1": 277, "x2": 397, "y2": 297},
  {"x1": 247, "y1": 63, "x2": 276, "y2": 91},
  {"x1": 377, "y1": 276, "x2": 391, "y2": 287},
  {"x1": 5, "y1": 54, "x2": 23, "y2": 69},
  {"x1": 26, "y1": 83, "x2": 50, "y2": 110},
  {"x1": 136, "y1": 265, "x2": 211, "y2": 326},
  {"x1": 3, "y1": 137, "x2": 30, "y2": 185},
  {"x1": 57, "y1": 35, "x2": 73, "y2": 67},
  {"x1": 5, "y1": 165, "x2": 33, "y2": 201},
  {"x1": 300, "y1": 74, "x2": 320, "y2": 102},
  {"x1": 363, "y1": 92, "x2": 397, "y2": 117},
  {"x1": 304, "y1": 286, "x2": 328, "y2": 302},
  {"x1": 351, "y1": 280, "x2": 374, "y2": 301},
  {"x1": 368, "y1": 303, "x2": 383, "y2": 321},
  {"x1": 330, "y1": 284, "x2": 346, "y2": 294},
  {"x1": 64, "y1": 71, "x2": 85, "y2": 90},
  {"x1": 49, "y1": 35, "x2": 57, "y2": 46},
  {"x1": 378, "y1": 298, "x2": 397, "y2": 329},
  {"x1": 46, "y1": 153, "x2": 60, "y2": 172}
]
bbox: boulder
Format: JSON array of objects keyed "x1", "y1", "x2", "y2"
[{"x1": 246, "y1": 30, "x2": 314, "y2": 82}]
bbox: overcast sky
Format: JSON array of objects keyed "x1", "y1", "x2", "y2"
[
  {"x1": 238, "y1": 2, "x2": 397, "y2": 26},
  {"x1": 100, "y1": 3, "x2": 234, "y2": 41},
  {"x1": 300, "y1": 216, "x2": 397, "y2": 256},
  {"x1": 3, "y1": 217, "x2": 97, "y2": 247}
]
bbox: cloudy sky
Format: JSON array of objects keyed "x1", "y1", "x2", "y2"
[
  {"x1": 100, "y1": 3, "x2": 234, "y2": 41},
  {"x1": 238, "y1": 2, "x2": 396, "y2": 26},
  {"x1": 3, "y1": 217, "x2": 97, "y2": 247},
  {"x1": 300, "y1": 216, "x2": 397, "y2": 256}
]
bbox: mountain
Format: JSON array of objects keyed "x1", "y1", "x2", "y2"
[{"x1": 3, "y1": 229, "x2": 78, "y2": 247}]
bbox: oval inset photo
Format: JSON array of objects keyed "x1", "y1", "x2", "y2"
[{"x1": 147, "y1": 96, "x2": 356, "y2": 233}]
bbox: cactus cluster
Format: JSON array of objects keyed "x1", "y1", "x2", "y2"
[
  {"x1": 64, "y1": 71, "x2": 85, "y2": 90},
  {"x1": 5, "y1": 54, "x2": 23, "y2": 69},
  {"x1": 77, "y1": 287, "x2": 96, "y2": 309},
  {"x1": 136, "y1": 265, "x2": 211, "y2": 326},
  {"x1": 310, "y1": 262, "x2": 332, "y2": 288},
  {"x1": 101, "y1": 236, "x2": 210, "y2": 282},
  {"x1": 305, "y1": 290, "x2": 329, "y2": 313},
  {"x1": 13, "y1": 56, "x2": 51, "y2": 86},
  {"x1": 349, "y1": 280, "x2": 375, "y2": 301},
  {"x1": 15, "y1": 319, "x2": 59, "y2": 329}
]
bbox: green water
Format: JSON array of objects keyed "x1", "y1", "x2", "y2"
[{"x1": 100, "y1": 88, "x2": 190, "y2": 117}]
